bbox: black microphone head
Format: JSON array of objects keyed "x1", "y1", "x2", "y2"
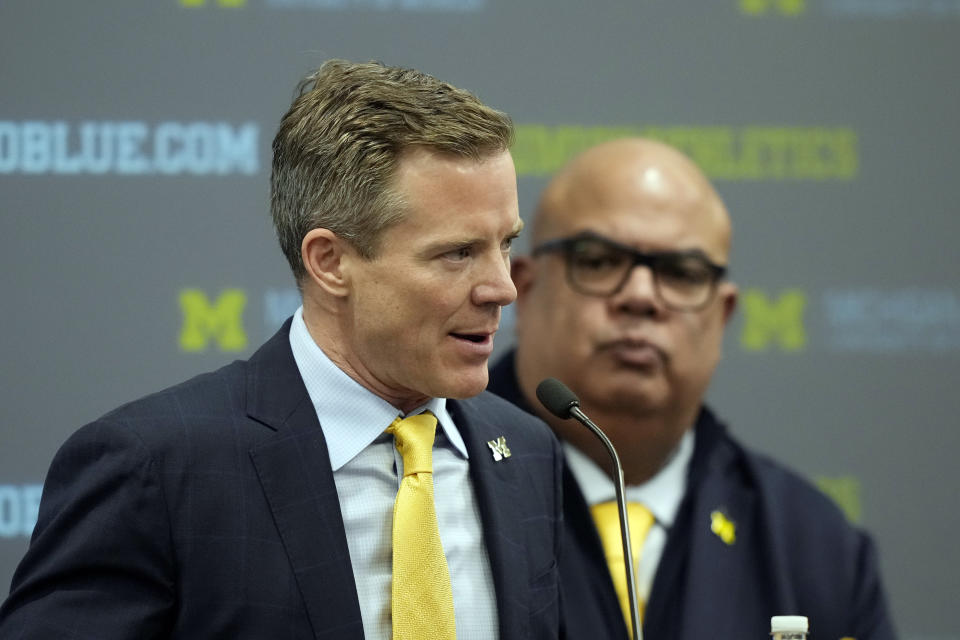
[{"x1": 536, "y1": 378, "x2": 580, "y2": 419}]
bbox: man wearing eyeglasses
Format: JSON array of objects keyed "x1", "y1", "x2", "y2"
[{"x1": 488, "y1": 138, "x2": 896, "y2": 640}]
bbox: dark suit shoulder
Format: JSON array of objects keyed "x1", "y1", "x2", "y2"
[
  {"x1": 748, "y1": 450, "x2": 852, "y2": 525},
  {"x1": 712, "y1": 424, "x2": 866, "y2": 547},
  {"x1": 693, "y1": 409, "x2": 849, "y2": 529},
  {"x1": 744, "y1": 445, "x2": 883, "y2": 595},
  {"x1": 690, "y1": 411, "x2": 896, "y2": 640},
  {"x1": 88, "y1": 358, "x2": 264, "y2": 453},
  {"x1": 1, "y1": 409, "x2": 180, "y2": 638},
  {"x1": 36, "y1": 356, "x2": 256, "y2": 539},
  {"x1": 100, "y1": 359, "x2": 247, "y2": 426}
]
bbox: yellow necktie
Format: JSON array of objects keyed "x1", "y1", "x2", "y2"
[
  {"x1": 591, "y1": 501, "x2": 655, "y2": 638},
  {"x1": 387, "y1": 412, "x2": 457, "y2": 640}
]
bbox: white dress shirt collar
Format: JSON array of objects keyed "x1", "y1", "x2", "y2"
[
  {"x1": 563, "y1": 428, "x2": 694, "y2": 528},
  {"x1": 288, "y1": 306, "x2": 468, "y2": 471}
]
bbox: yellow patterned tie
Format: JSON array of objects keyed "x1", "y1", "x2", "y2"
[
  {"x1": 387, "y1": 412, "x2": 457, "y2": 640},
  {"x1": 591, "y1": 501, "x2": 655, "y2": 638}
]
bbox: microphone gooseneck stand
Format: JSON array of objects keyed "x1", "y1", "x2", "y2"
[{"x1": 536, "y1": 377, "x2": 642, "y2": 640}]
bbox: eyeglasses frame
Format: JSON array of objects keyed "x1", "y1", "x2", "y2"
[{"x1": 531, "y1": 230, "x2": 728, "y2": 312}]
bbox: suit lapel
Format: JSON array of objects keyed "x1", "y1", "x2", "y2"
[
  {"x1": 674, "y1": 469, "x2": 760, "y2": 640},
  {"x1": 450, "y1": 398, "x2": 530, "y2": 639},
  {"x1": 245, "y1": 321, "x2": 364, "y2": 640},
  {"x1": 647, "y1": 411, "x2": 766, "y2": 640}
]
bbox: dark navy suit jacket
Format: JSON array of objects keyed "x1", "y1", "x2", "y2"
[
  {"x1": 489, "y1": 351, "x2": 898, "y2": 640},
  {"x1": 0, "y1": 323, "x2": 565, "y2": 639}
]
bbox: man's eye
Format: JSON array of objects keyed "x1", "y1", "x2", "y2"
[
  {"x1": 659, "y1": 257, "x2": 712, "y2": 284},
  {"x1": 445, "y1": 247, "x2": 472, "y2": 261},
  {"x1": 573, "y1": 252, "x2": 624, "y2": 271}
]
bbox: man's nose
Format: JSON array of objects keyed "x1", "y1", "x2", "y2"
[
  {"x1": 610, "y1": 264, "x2": 663, "y2": 315},
  {"x1": 474, "y1": 253, "x2": 517, "y2": 307}
]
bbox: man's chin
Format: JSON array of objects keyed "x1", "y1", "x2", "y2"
[
  {"x1": 588, "y1": 380, "x2": 671, "y2": 415},
  {"x1": 434, "y1": 368, "x2": 489, "y2": 400},
  {"x1": 596, "y1": 361, "x2": 664, "y2": 387}
]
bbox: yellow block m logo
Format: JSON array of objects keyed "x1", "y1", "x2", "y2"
[
  {"x1": 179, "y1": 289, "x2": 248, "y2": 352},
  {"x1": 180, "y1": 0, "x2": 245, "y2": 7},
  {"x1": 739, "y1": 0, "x2": 806, "y2": 15},
  {"x1": 815, "y1": 475, "x2": 862, "y2": 524},
  {"x1": 741, "y1": 289, "x2": 806, "y2": 351}
]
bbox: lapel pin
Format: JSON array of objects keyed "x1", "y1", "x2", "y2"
[
  {"x1": 486, "y1": 436, "x2": 511, "y2": 461},
  {"x1": 710, "y1": 509, "x2": 736, "y2": 545}
]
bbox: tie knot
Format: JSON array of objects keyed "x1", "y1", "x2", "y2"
[{"x1": 388, "y1": 412, "x2": 438, "y2": 476}]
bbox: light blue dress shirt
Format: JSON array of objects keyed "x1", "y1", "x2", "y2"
[{"x1": 288, "y1": 307, "x2": 499, "y2": 640}]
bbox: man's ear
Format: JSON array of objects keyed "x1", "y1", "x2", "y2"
[
  {"x1": 301, "y1": 228, "x2": 350, "y2": 298},
  {"x1": 511, "y1": 255, "x2": 536, "y2": 311},
  {"x1": 719, "y1": 281, "x2": 738, "y2": 326}
]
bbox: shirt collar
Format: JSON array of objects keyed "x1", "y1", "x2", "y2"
[
  {"x1": 564, "y1": 428, "x2": 694, "y2": 528},
  {"x1": 288, "y1": 306, "x2": 468, "y2": 470}
]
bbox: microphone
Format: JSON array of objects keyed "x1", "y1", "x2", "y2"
[{"x1": 536, "y1": 377, "x2": 642, "y2": 640}]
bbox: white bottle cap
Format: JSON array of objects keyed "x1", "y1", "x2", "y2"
[{"x1": 771, "y1": 616, "x2": 809, "y2": 633}]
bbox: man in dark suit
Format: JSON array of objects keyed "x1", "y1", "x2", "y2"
[
  {"x1": 488, "y1": 138, "x2": 898, "y2": 640},
  {"x1": 0, "y1": 60, "x2": 564, "y2": 639}
]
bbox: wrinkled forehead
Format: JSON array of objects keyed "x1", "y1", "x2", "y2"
[{"x1": 534, "y1": 149, "x2": 731, "y2": 262}]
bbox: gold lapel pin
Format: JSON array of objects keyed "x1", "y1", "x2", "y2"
[
  {"x1": 710, "y1": 509, "x2": 736, "y2": 545},
  {"x1": 486, "y1": 436, "x2": 511, "y2": 461}
]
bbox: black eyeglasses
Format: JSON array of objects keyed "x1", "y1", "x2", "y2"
[{"x1": 532, "y1": 231, "x2": 728, "y2": 311}]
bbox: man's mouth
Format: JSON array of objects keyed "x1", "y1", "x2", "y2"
[
  {"x1": 600, "y1": 337, "x2": 666, "y2": 368},
  {"x1": 451, "y1": 333, "x2": 490, "y2": 344}
]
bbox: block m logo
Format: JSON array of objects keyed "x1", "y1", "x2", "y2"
[
  {"x1": 814, "y1": 475, "x2": 862, "y2": 524},
  {"x1": 179, "y1": 0, "x2": 246, "y2": 7},
  {"x1": 739, "y1": 0, "x2": 806, "y2": 15},
  {"x1": 740, "y1": 289, "x2": 806, "y2": 352},
  {"x1": 179, "y1": 289, "x2": 248, "y2": 352}
]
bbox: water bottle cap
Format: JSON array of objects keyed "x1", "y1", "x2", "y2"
[{"x1": 771, "y1": 616, "x2": 809, "y2": 633}]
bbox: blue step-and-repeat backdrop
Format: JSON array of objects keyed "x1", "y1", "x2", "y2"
[{"x1": 2, "y1": 1, "x2": 959, "y2": 636}]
